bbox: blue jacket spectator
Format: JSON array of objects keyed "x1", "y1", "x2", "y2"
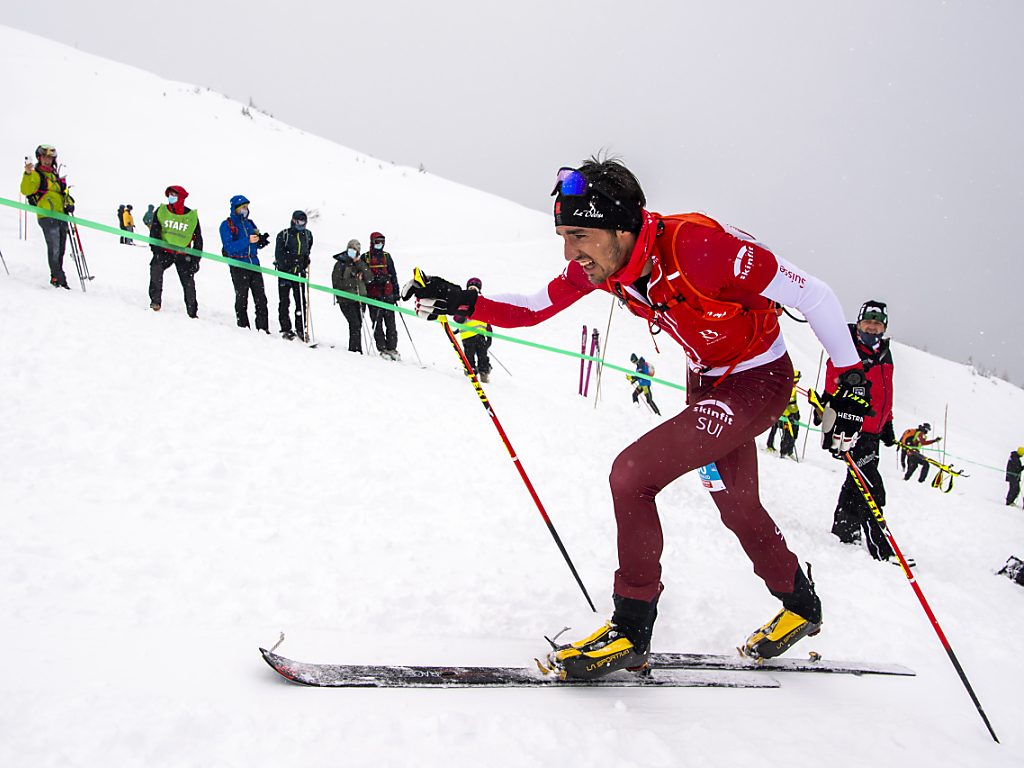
[
  {"x1": 219, "y1": 194, "x2": 266, "y2": 265},
  {"x1": 220, "y1": 194, "x2": 271, "y2": 331}
]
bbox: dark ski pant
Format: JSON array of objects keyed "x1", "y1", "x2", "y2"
[
  {"x1": 369, "y1": 302, "x2": 397, "y2": 353},
  {"x1": 278, "y1": 276, "x2": 305, "y2": 336},
  {"x1": 832, "y1": 433, "x2": 894, "y2": 560},
  {"x1": 338, "y1": 301, "x2": 363, "y2": 352},
  {"x1": 766, "y1": 418, "x2": 798, "y2": 455},
  {"x1": 38, "y1": 217, "x2": 68, "y2": 285},
  {"x1": 632, "y1": 385, "x2": 661, "y2": 416},
  {"x1": 229, "y1": 265, "x2": 269, "y2": 331},
  {"x1": 149, "y1": 252, "x2": 198, "y2": 317},
  {"x1": 1008, "y1": 476, "x2": 1021, "y2": 505},
  {"x1": 904, "y1": 452, "x2": 929, "y2": 482},
  {"x1": 609, "y1": 353, "x2": 801, "y2": 603},
  {"x1": 463, "y1": 335, "x2": 491, "y2": 375}
]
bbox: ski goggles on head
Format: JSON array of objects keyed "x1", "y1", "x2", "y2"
[
  {"x1": 552, "y1": 167, "x2": 590, "y2": 197},
  {"x1": 551, "y1": 166, "x2": 641, "y2": 232},
  {"x1": 36, "y1": 144, "x2": 57, "y2": 158}
]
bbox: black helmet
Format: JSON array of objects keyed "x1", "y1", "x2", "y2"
[{"x1": 920, "y1": 423, "x2": 931, "y2": 432}]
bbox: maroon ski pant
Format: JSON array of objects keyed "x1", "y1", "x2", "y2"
[{"x1": 610, "y1": 353, "x2": 799, "y2": 602}]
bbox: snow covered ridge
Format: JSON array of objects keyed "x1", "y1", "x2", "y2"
[{"x1": 3, "y1": 23, "x2": 1024, "y2": 766}]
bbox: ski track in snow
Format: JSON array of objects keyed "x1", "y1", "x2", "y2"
[{"x1": 1, "y1": 24, "x2": 1022, "y2": 768}]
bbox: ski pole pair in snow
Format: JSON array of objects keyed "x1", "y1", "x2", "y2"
[{"x1": 578, "y1": 325, "x2": 599, "y2": 396}]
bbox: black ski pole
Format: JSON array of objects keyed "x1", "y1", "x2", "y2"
[
  {"x1": 843, "y1": 453, "x2": 999, "y2": 742},
  {"x1": 415, "y1": 270, "x2": 596, "y2": 611},
  {"x1": 0, "y1": 245, "x2": 8, "y2": 275}
]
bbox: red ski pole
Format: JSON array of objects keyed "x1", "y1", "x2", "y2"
[
  {"x1": 419, "y1": 274, "x2": 595, "y2": 612},
  {"x1": 843, "y1": 453, "x2": 999, "y2": 742}
]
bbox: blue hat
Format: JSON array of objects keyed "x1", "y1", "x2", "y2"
[{"x1": 230, "y1": 194, "x2": 250, "y2": 210}]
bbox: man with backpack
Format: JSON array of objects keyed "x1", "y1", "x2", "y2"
[
  {"x1": 627, "y1": 353, "x2": 661, "y2": 415},
  {"x1": 219, "y1": 194, "x2": 271, "y2": 332},
  {"x1": 404, "y1": 157, "x2": 871, "y2": 678},
  {"x1": 365, "y1": 231, "x2": 400, "y2": 360},
  {"x1": 274, "y1": 210, "x2": 313, "y2": 341},
  {"x1": 148, "y1": 185, "x2": 203, "y2": 317},
  {"x1": 902, "y1": 423, "x2": 941, "y2": 483},
  {"x1": 20, "y1": 144, "x2": 75, "y2": 288}
]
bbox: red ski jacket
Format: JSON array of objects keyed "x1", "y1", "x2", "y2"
[
  {"x1": 825, "y1": 325, "x2": 894, "y2": 434},
  {"x1": 474, "y1": 211, "x2": 860, "y2": 378}
]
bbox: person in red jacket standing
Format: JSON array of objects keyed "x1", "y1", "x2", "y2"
[
  {"x1": 826, "y1": 301, "x2": 896, "y2": 560},
  {"x1": 403, "y1": 156, "x2": 872, "y2": 679}
]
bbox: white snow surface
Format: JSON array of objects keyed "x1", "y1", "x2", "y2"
[{"x1": 2, "y1": 25, "x2": 1023, "y2": 768}]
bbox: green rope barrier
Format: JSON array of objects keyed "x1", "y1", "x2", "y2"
[
  {"x1": 7, "y1": 196, "x2": 1015, "y2": 477},
  {"x1": 2, "y1": 195, "x2": 680, "y2": 390}
]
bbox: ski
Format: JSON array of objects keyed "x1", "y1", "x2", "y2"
[
  {"x1": 259, "y1": 648, "x2": 778, "y2": 689},
  {"x1": 650, "y1": 652, "x2": 915, "y2": 677}
]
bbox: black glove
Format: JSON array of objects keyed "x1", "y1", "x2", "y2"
[
  {"x1": 256, "y1": 232, "x2": 270, "y2": 249},
  {"x1": 880, "y1": 420, "x2": 895, "y2": 447},
  {"x1": 401, "y1": 269, "x2": 478, "y2": 321},
  {"x1": 820, "y1": 368, "x2": 872, "y2": 456}
]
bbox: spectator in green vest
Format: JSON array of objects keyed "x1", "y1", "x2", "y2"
[
  {"x1": 148, "y1": 185, "x2": 203, "y2": 318},
  {"x1": 20, "y1": 143, "x2": 75, "y2": 288}
]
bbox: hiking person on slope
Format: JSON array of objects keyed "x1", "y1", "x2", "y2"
[
  {"x1": 627, "y1": 353, "x2": 661, "y2": 415},
  {"x1": 402, "y1": 157, "x2": 871, "y2": 680}
]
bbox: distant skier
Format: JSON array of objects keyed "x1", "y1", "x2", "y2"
[
  {"x1": 766, "y1": 369, "x2": 801, "y2": 458},
  {"x1": 627, "y1": 353, "x2": 660, "y2": 415},
  {"x1": 142, "y1": 203, "x2": 156, "y2": 228},
  {"x1": 274, "y1": 210, "x2": 313, "y2": 341},
  {"x1": 826, "y1": 301, "x2": 897, "y2": 561},
  {"x1": 1006, "y1": 447, "x2": 1023, "y2": 506},
  {"x1": 148, "y1": 185, "x2": 203, "y2": 317},
  {"x1": 365, "y1": 231, "x2": 401, "y2": 360},
  {"x1": 20, "y1": 143, "x2": 74, "y2": 288},
  {"x1": 331, "y1": 239, "x2": 371, "y2": 353},
  {"x1": 118, "y1": 205, "x2": 127, "y2": 243},
  {"x1": 403, "y1": 156, "x2": 872, "y2": 678},
  {"x1": 220, "y1": 194, "x2": 271, "y2": 333},
  {"x1": 902, "y1": 423, "x2": 941, "y2": 483},
  {"x1": 455, "y1": 278, "x2": 493, "y2": 381}
]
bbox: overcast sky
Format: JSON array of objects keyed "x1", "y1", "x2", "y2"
[{"x1": 9, "y1": 0, "x2": 1023, "y2": 385}]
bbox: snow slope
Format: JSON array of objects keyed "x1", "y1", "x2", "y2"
[{"x1": 2, "y1": 25, "x2": 1023, "y2": 768}]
